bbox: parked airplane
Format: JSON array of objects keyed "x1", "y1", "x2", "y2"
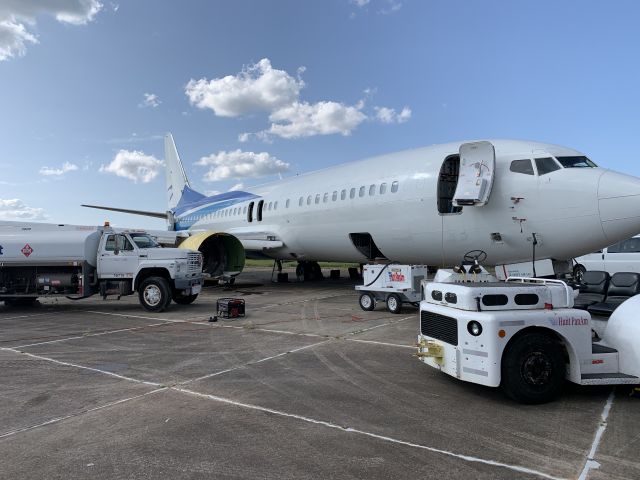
[{"x1": 82, "y1": 134, "x2": 640, "y2": 280}]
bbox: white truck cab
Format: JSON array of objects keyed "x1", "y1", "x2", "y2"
[{"x1": 417, "y1": 274, "x2": 640, "y2": 403}]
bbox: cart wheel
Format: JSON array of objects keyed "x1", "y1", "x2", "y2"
[
  {"x1": 359, "y1": 292, "x2": 375, "y2": 311},
  {"x1": 501, "y1": 332, "x2": 565, "y2": 404},
  {"x1": 386, "y1": 293, "x2": 402, "y2": 314}
]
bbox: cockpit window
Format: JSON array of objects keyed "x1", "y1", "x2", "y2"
[
  {"x1": 535, "y1": 157, "x2": 561, "y2": 175},
  {"x1": 556, "y1": 156, "x2": 597, "y2": 168},
  {"x1": 510, "y1": 159, "x2": 534, "y2": 175}
]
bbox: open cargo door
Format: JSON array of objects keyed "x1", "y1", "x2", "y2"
[{"x1": 453, "y1": 141, "x2": 496, "y2": 206}]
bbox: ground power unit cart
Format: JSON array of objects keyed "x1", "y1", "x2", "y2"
[{"x1": 356, "y1": 264, "x2": 429, "y2": 314}]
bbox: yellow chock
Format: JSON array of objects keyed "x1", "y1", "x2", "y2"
[{"x1": 630, "y1": 387, "x2": 640, "y2": 398}]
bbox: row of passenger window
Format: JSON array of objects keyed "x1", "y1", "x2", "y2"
[
  {"x1": 298, "y1": 181, "x2": 399, "y2": 207},
  {"x1": 181, "y1": 180, "x2": 401, "y2": 223}
]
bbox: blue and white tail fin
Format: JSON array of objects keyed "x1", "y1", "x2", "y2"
[{"x1": 164, "y1": 133, "x2": 205, "y2": 211}]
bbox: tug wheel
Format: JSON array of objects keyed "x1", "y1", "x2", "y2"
[
  {"x1": 501, "y1": 332, "x2": 565, "y2": 404},
  {"x1": 386, "y1": 293, "x2": 402, "y2": 314},
  {"x1": 359, "y1": 292, "x2": 376, "y2": 311}
]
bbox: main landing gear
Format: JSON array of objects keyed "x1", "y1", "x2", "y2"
[{"x1": 296, "y1": 261, "x2": 324, "y2": 281}]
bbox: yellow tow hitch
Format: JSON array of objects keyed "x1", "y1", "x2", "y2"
[{"x1": 414, "y1": 339, "x2": 444, "y2": 365}]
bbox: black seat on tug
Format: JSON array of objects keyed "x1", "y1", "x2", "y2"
[
  {"x1": 587, "y1": 272, "x2": 640, "y2": 317},
  {"x1": 574, "y1": 270, "x2": 610, "y2": 310}
]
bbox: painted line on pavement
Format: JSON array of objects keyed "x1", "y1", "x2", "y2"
[
  {"x1": 577, "y1": 389, "x2": 616, "y2": 480},
  {"x1": 175, "y1": 386, "x2": 565, "y2": 480}
]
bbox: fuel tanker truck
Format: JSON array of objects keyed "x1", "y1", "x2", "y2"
[{"x1": 0, "y1": 223, "x2": 203, "y2": 312}]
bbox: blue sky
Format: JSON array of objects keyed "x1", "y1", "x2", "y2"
[{"x1": 1, "y1": 0, "x2": 639, "y2": 229}]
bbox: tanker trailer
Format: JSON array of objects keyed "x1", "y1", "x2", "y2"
[{"x1": 0, "y1": 225, "x2": 203, "y2": 312}]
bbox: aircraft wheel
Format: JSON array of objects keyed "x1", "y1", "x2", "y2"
[
  {"x1": 501, "y1": 333, "x2": 565, "y2": 404},
  {"x1": 139, "y1": 277, "x2": 171, "y2": 312},
  {"x1": 359, "y1": 292, "x2": 376, "y2": 311},
  {"x1": 386, "y1": 293, "x2": 402, "y2": 314},
  {"x1": 573, "y1": 264, "x2": 586, "y2": 284}
]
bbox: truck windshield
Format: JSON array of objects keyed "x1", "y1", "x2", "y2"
[
  {"x1": 556, "y1": 156, "x2": 597, "y2": 168},
  {"x1": 129, "y1": 233, "x2": 160, "y2": 248}
]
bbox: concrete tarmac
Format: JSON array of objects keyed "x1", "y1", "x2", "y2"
[{"x1": 1, "y1": 267, "x2": 638, "y2": 479}]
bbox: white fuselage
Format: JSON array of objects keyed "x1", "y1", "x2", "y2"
[{"x1": 174, "y1": 139, "x2": 640, "y2": 267}]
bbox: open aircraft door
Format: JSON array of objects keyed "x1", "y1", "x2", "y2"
[{"x1": 453, "y1": 141, "x2": 496, "y2": 207}]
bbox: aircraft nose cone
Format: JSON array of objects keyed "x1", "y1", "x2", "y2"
[{"x1": 598, "y1": 170, "x2": 640, "y2": 241}]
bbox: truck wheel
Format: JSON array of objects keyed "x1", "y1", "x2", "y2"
[
  {"x1": 386, "y1": 293, "x2": 402, "y2": 314},
  {"x1": 573, "y1": 264, "x2": 586, "y2": 284},
  {"x1": 139, "y1": 277, "x2": 171, "y2": 312},
  {"x1": 359, "y1": 292, "x2": 375, "y2": 311},
  {"x1": 172, "y1": 292, "x2": 199, "y2": 305},
  {"x1": 501, "y1": 333, "x2": 565, "y2": 404}
]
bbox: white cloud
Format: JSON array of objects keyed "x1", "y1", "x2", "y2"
[
  {"x1": 187, "y1": 57, "x2": 411, "y2": 141},
  {"x1": 196, "y1": 150, "x2": 289, "y2": 182},
  {"x1": 140, "y1": 92, "x2": 161, "y2": 108},
  {"x1": 266, "y1": 101, "x2": 367, "y2": 139},
  {"x1": 0, "y1": 1, "x2": 103, "y2": 61},
  {"x1": 374, "y1": 106, "x2": 411, "y2": 124},
  {"x1": 352, "y1": 0, "x2": 371, "y2": 6},
  {"x1": 205, "y1": 190, "x2": 221, "y2": 197},
  {"x1": 229, "y1": 183, "x2": 245, "y2": 191},
  {"x1": 39, "y1": 161, "x2": 79, "y2": 176},
  {"x1": 379, "y1": 0, "x2": 402, "y2": 14},
  {"x1": 100, "y1": 149, "x2": 163, "y2": 183},
  {"x1": 0, "y1": 20, "x2": 37, "y2": 61},
  {"x1": 0, "y1": 198, "x2": 47, "y2": 220},
  {"x1": 185, "y1": 58, "x2": 304, "y2": 117}
]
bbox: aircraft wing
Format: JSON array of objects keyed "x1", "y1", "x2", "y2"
[{"x1": 81, "y1": 204, "x2": 168, "y2": 219}]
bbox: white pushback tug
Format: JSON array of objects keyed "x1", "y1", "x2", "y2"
[{"x1": 416, "y1": 261, "x2": 640, "y2": 404}]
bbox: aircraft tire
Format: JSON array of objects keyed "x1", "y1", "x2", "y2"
[
  {"x1": 139, "y1": 277, "x2": 171, "y2": 312},
  {"x1": 501, "y1": 332, "x2": 565, "y2": 404},
  {"x1": 359, "y1": 292, "x2": 376, "y2": 311},
  {"x1": 386, "y1": 293, "x2": 402, "y2": 314}
]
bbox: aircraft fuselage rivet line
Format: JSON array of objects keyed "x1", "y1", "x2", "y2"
[
  {"x1": 173, "y1": 386, "x2": 567, "y2": 480},
  {"x1": 577, "y1": 390, "x2": 616, "y2": 480}
]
